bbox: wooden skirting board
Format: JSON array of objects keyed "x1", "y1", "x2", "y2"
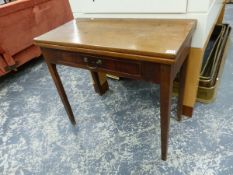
[{"x1": 181, "y1": 3, "x2": 226, "y2": 116}]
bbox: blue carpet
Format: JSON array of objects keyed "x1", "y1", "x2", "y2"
[{"x1": 0, "y1": 5, "x2": 233, "y2": 175}]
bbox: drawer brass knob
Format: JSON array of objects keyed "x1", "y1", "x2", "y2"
[
  {"x1": 83, "y1": 57, "x2": 102, "y2": 69},
  {"x1": 84, "y1": 57, "x2": 88, "y2": 63},
  {"x1": 96, "y1": 59, "x2": 102, "y2": 65}
]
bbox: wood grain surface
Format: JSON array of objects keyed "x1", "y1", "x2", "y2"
[{"x1": 35, "y1": 19, "x2": 196, "y2": 63}]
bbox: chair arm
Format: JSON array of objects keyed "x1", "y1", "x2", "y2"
[{"x1": 0, "y1": 0, "x2": 33, "y2": 17}]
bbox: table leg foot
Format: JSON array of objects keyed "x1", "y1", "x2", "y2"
[
  {"x1": 91, "y1": 71, "x2": 109, "y2": 95},
  {"x1": 160, "y1": 65, "x2": 173, "y2": 161},
  {"x1": 182, "y1": 105, "x2": 193, "y2": 117},
  {"x1": 46, "y1": 63, "x2": 76, "y2": 125}
]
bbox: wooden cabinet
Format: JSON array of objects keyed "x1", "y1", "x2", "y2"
[
  {"x1": 68, "y1": 0, "x2": 225, "y2": 116},
  {"x1": 69, "y1": 0, "x2": 188, "y2": 13}
]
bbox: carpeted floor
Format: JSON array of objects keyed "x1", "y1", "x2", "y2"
[{"x1": 0, "y1": 5, "x2": 233, "y2": 175}]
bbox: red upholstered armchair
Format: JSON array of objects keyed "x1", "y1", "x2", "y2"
[{"x1": 0, "y1": 0, "x2": 73, "y2": 76}]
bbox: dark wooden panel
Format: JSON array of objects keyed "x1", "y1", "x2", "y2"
[{"x1": 42, "y1": 48, "x2": 142, "y2": 78}]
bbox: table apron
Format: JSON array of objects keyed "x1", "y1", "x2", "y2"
[{"x1": 41, "y1": 48, "x2": 165, "y2": 84}]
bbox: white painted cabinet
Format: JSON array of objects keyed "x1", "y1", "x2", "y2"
[
  {"x1": 70, "y1": 0, "x2": 188, "y2": 13},
  {"x1": 188, "y1": 0, "x2": 219, "y2": 12},
  {"x1": 69, "y1": 0, "x2": 224, "y2": 48}
]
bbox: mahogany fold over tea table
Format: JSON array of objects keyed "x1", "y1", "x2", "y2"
[{"x1": 34, "y1": 19, "x2": 196, "y2": 160}]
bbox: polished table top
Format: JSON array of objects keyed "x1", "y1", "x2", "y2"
[{"x1": 35, "y1": 19, "x2": 196, "y2": 63}]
